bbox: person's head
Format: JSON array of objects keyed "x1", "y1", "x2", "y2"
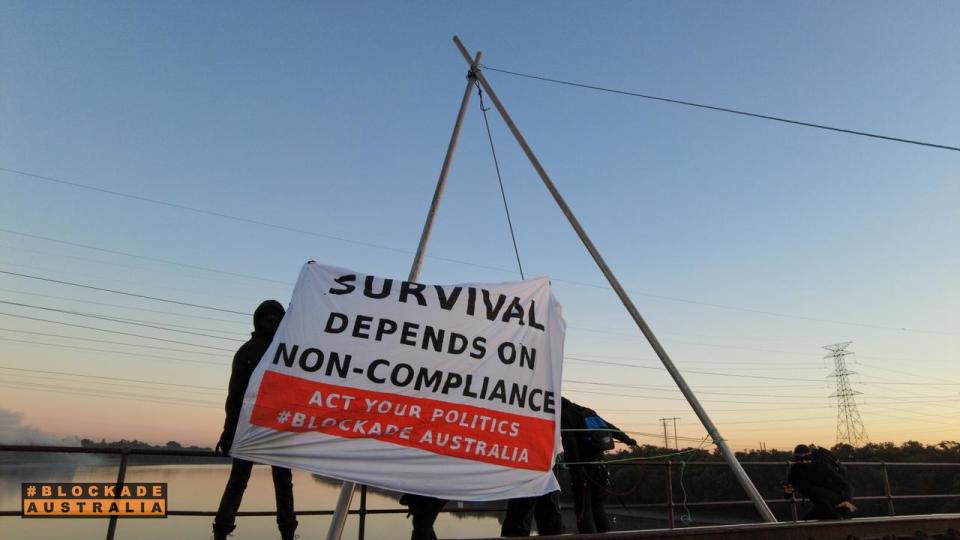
[
  {"x1": 253, "y1": 300, "x2": 285, "y2": 337},
  {"x1": 560, "y1": 397, "x2": 573, "y2": 411},
  {"x1": 793, "y1": 444, "x2": 812, "y2": 461}
]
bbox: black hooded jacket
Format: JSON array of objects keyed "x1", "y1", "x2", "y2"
[
  {"x1": 220, "y1": 300, "x2": 285, "y2": 449},
  {"x1": 787, "y1": 459, "x2": 853, "y2": 502},
  {"x1": 560, "y1": 398, "x2": 635, "y2": 464}
]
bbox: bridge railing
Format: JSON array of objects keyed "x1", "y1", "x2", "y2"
[{"x1": 2, "y1": 445, "x2": 959, "y2": 540}]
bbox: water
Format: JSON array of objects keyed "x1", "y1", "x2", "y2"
[{"x1": 1, "y1": 458, "x2": 502, "y2": 540}]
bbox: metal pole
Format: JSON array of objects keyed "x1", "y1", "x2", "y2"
[
  {"x1": 324, "y1": 50, "x2": 482, "y2": 540},
  {"x1": 105, "y1": 449, "x2": 129, "y2": 540},
  {"x1": 882, "y1": 461, "x2": 895, "y2": 516},
  {"x1": 786, "y1": 461, "x2": 798, "y2": 521},
  {"x1": 408, "y1": 52, "x2": 482, "y2": 282},
  {"x1": 672, "y1": 417, "x2": 679, "y2": 450},
  {"x1": 452, "y1": 35, "x2": 777, "y2": 523},
  {"x1": 665, "y1": 460, "x2": 675, "y2": 529},
  {"x1": 358, "y1": 485, "x2": 367, "y2": 540}
]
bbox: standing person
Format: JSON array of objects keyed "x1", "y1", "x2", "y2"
[
  {"x1": 399, "y1": 494, "x2": 448, "y2": 540},
  {"x1": 500, "y1": 488, "x2": 564, "y2": 537},
  {"x1": 213, "y1": 300, "x2": 298, "y2": 540},
  {"x1": 784, "y1": 444, "x2": 856, "y2": 520},
  {"x1": 560, "y1": 397, "x2": 637, "y2": 534}
]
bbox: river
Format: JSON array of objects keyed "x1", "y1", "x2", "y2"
[{"x1": 1, "y1": 460, "x2": 502, "y2": 540}]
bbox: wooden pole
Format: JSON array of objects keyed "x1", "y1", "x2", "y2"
[
  {"x1": 324, "y1": 51, "x2": 482, "y2": 540},
  {"x1": 451, "y1": 35, "x2": 777, "y2": 523}
]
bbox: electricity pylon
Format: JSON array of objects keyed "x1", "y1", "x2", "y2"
[{"x1": 824, "y1": 342, "x2": 869, "y2": 446}]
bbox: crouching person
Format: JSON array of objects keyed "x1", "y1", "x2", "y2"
[{"x1": 784, "y1": 444, "x2": 856, "y2": 520}]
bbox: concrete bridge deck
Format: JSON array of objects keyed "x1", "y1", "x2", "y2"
[{"x1": 465, "y1": 514, "x2": 960, "y2": 540}]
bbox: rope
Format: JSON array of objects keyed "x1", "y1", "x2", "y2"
[
  {"x1": 676, "y1": 435, "x2": 714, "y2": 525},
  {"x1": 476, "y1": 82, "x2": 525, "y2": 279},
  {"x1": 480, "y1": 64, "x2": 960, "y2": 153},
  {"x1": 561, "y1": 447, "x2": 708, "y2": 466}
]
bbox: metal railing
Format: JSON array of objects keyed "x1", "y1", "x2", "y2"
[{"x1": 2, "y1": 445, "x2": 959, "y2": 540}]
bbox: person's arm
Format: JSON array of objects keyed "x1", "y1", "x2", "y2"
[
  {"x1": 784, "y1": 465, "x2": 799, "y2": 495},
  {"x1": 218, "y1": 344, "x2": 249, "y2": 454},
  {"x1": 560, "y1": 414, "x2": 580, "y2": 465},
  {"x1": 603, "y1": 419, "x2": 638, "y2": 446}
]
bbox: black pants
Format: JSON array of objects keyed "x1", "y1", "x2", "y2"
[
  {"x1": 570, "y1": 464, "x2": 610, "y2": 533},
  {"x1": 213, "y1": 458, "x2": 298, "y2": 536},
  {"x1": 802, "y1": 486, "x2": 849, "y2": 520},
  {"x1": 401, "y1": 494, "x2": 448, "y2": 540},
  {"x1": 501, "y1": 490, "x2": 563, "y2": 537}
]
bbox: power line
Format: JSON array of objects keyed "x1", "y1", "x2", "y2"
[
  {"x1": 569, "y1": 330, "x2": 956, "y2": 362},
  {"x1": 3, "y1": 167, "x2": 953, "y2": 336},
  {"x1": 0, "y1": 300, "x2": 244, "y2": 341},
  {"x1": 0, "y1": 327, "x2": 227, "y2": 356},
  {"x1": 0, "y1": 261, "x2": 257, "y2": 308},
  {"x1": 0, "y1": 270, "x2": 250, "y2": 315},
  {"x1": 566, "y1": 385, "x2": 960, "y2": 407},
  {"x1": 560, "y1": 281, "x2": 955, "y2": 336},
  {"x1": 0, "y1": 311, "x2": 234, "y2": 351},
  {"x1": 564, "y1": 387, "x2": 832, "y2": 406},
  {"x1": 565, "y1": 378, "x2": 823, "y2": 399},
  {"x1": 565, "y1": 355, "x2": 827, "y2": 382},
  {"x1": 7, "y1": 265, "x2": 946, "y2": 370},
  {"x1": 0, "y1": 287, "x2": 249, "y2": 325},
  {"x1": 0, "y1": 366, "x2": 221, "y2": 391},
  {"x1": 0, "y1": 228, "x2": 290, "y2": 285},
  {"x1": 563, "y1": 378, "x2": 959, "y2": 402},
  {"x1": 565, "y1": 353, "x2": 958, "y2": 385},
  {"x1": 0, "y1": 243, "x2": 288, "y2": 294},
  {"x1": 0, "y1": 167, "x2": 513, "y2": 274},
  {"x1": 480, "y1": 65, "x2": 960, "y2": 152},
  {"x1": 0, "y1": 337, "x2": 227, "y2": 366},
  {"x1": 0, "y1": 381, "x2": 220, "y2": 409},
  {"x1": 861, "y1": 402, "x2": 960, "y2": 422},
  {"x1": 3, "y1": 372, "x2": 222, "y2": 398}
]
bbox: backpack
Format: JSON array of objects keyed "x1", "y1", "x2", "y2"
[
  {"x1": 812, "y1": 447, "x2": 847, "y2": 476},
  {"x1": 579, "y1": 412, "x2": 615, "y2": 454}
]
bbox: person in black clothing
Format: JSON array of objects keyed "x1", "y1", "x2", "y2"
[
  {"x1": 500, "y1": 488, "x2": 564, "y2": 537},
  {"x1": 399, "y1": 494, "x2": 448, "y2": 540},
  {"x1": 212, "y1": 300, "x2": 298, "y2": 540},
  {"x1": 560, "y1": 397, "x2": 638, "y2": 534},
  {"x1": 784, "y1": 444, "x2": 856, "y2": 520}
]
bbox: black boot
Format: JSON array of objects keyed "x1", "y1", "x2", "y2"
[
  {"x1": 279, "y1": 524, "x2": 298, "y2": 540},
  {"x1": 211, "y1": 522, "x2": 235, "y2": 540}
]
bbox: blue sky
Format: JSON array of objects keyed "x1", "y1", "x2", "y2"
[{"x1": 1, "y1": 1, "x2": 957, "y2": 450}]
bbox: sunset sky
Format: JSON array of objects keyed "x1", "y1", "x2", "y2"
[{"x1": 1, "y1": 1, "x2": 957, "y2": 453}]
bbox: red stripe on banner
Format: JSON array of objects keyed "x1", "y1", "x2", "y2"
[{"x1": 250, "y1": 371, "x2": 555, "y2": 472}]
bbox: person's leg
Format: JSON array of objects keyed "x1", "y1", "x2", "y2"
[
  {"x1": 570, "y1": 467, "x2": 596, "y2": 533},
  {"x1": 804, "y1": 499, "x2": 841, "y2": 520},
  {"x1": 587, "y1": 465, "x2": 611, "y2": 532},
  {"x1": 271, "y1": 466, "x2": 298, "y2": 539},
  {"x1": 213, "y1": 459, "x2": 254, "y2": 537},
  {"x1": 501, "y1": 497, "x2": 536, "y2": 537},
  {"x1": 802, "y1": 487, "x2": 842, "y2": 520},
  {"x1": 532, "y1": 490, "x2": 563, "y2": 536},
  {"x1": 402, "y1": 494, "x2": 447, "y2": 540}
]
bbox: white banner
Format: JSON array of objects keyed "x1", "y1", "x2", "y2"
[{"x1": 230, "y1": 262, "x2": 565, "y2": 501}]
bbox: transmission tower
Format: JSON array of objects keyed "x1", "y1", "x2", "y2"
[{"x1": 824, "y1": 342, "x2": 869, "y2": 446}]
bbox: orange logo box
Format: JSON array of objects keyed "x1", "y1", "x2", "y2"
[{"x1": 22, "y1": 483, "x2": 167, "y2": 518}]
